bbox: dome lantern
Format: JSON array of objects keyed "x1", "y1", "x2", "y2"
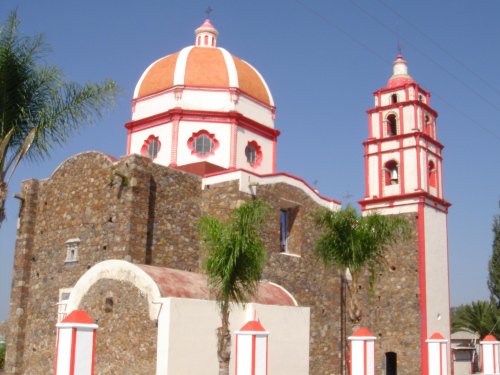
[
  {"x1": 195, "y1": 19, "x2": 218, "y2": 47},
  {"x1": 387, "y1": 54, "x2": 415, "y2": 88}
]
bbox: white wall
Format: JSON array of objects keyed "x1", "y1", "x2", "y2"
[
  {"x1": 424, "y1": 206, "x2": 451, "y2": 374},
  {"x1": 156, "y1": 298, "x2": 310, "y2": 375}
]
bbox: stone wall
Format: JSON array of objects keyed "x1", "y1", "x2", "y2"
[
  {"x1": 79, "y1": 279, "x2": 157, "y2": 375},
  {"x1": 5, "y1": 152, "x2": 422, "y2": 375},
  {"x1": 354, "y1": 214, "x2": 421, "y2": 374}
]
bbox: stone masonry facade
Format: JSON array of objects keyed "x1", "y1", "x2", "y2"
[{"x1": 5, "y1": 152, "x2": 421, "y2": 374}]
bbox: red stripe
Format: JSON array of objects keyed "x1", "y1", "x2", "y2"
[
  {"x1": 251, "y1": 335, "x2": 256, "y2": 375},
  {"x1": 69, "y1": 328, "x2": 77, "y2": 375},
  {"x1": 364, "y1": 340, "x2": 367, "y2": 375},
  {"x1": 265, "y1": 336, "x2": 269, "y2": 375},
  {"x1": 91, "y1": 329, "x2": 96, "y2": 375},
  {"x1": 235, "y1": 335, "x2": 239, "y2": 375}
]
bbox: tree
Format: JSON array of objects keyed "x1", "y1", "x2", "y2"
[
  {"x1": 0, "y1": 11, "x2": 118, "y2": 226},
  {"x1": 314, "y1": 205, "x2": 410, "y2": 374},
  {"x1": 488, "y1": 204, "x2": 500, "y2": 306},
  {"x1": 198, "y1": 199, "x2": 269, "y2": 375},
  {"x1": 452, "y1": 300, "x2": 500, "y2": 338}
]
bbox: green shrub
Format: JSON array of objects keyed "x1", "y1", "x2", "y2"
[{"x1": 0, "y1": 342, "x2": 5, "y2": 369}]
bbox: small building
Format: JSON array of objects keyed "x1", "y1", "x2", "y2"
[{"x1": 451, "y1": 331, "x2": 479, "y2": 375}]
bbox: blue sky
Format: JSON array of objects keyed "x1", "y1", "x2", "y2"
[{"x1": 1, "y1": 0, "x2": 499, "y2": 321}]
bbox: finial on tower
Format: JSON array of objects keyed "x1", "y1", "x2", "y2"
[
  {"x1": 387, "y1": 54, "x2": 415, "y2": 88},
  {"x1": 195, "y1": 17, "x2": 218, "y2": 47}
]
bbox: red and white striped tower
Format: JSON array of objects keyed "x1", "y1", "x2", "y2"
[
  {"x1": 235, "y1": 320, "x2": 269, "y2": 375},
  {"x1": 348, "y1": 327, "x2": 376, "y2": 375},
  {"x1": 426, "y1": 332, "x2": 448, "y2": 375},
  {"x1": 54, "y1": 310, "x2": 98, "y2": 375},
  {"x1": 481, "y1": 334, "x2": 500, "y2": 374},
  {"x1": 360, "y1": 55, "x2": 451, "y2": 375}
]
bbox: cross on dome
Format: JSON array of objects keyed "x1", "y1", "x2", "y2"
[{"x1": 195, "y1": 19, "x2": 218, "y2": 47}]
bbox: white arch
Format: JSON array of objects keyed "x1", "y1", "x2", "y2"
[{"x1": 66, "y1": 260, "x2": 161, "y2": 320}]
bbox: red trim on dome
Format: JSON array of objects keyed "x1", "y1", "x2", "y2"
[
  {"x1": 125, "y1": 108, "x2": 280, "y2": 141},
  {"x1": 133, "y1": 84, "x2": 275, "y2": 111}
]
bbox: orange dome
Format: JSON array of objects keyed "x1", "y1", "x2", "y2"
[{"x1": 134, "y1": 20, "x2": 274, "y2": 107}]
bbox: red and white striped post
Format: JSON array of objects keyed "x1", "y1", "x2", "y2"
[
  {"x1": 481, "y1": 334, "x2": 500, "y2": 374},
  {"x1": 234, "y1": 320, "x2": 269, "y2": 375},
  {"x1": 54, "y1": 309, "x2": 98, "y2": 375},
  {"x1": 348, "y1": 327, "x2": 376, "y2": 375},
  {"x1": 426, "y1": 332, "x2": 448, "y2": 375}
]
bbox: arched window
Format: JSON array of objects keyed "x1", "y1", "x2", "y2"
[
  {"x1": 384, "y1": 160, "x2": 399, "y2": 185},
  {"x1": 204, "y1": 35, "x2": 208, "y2": 45},
  {"x1": 141, "y1": 135, "x2": 161, "y2": 160},
  {"x1": 425, "y1": 114, "x2": 433, "y2": 136},
  {"x1": 428, "y1": 160, "x2": 437, "y2": 188},
  {"x1": 391, "y1": 94, "x2": 398, "y2": 104},
  {"x1": 386, "y1": 114, "x2": 398, "y2": 136},
  {"x1": 187, "y1": 130, "x2": 219, "y2": 158},
  {"x1": 245, "y1": 141, "x2": 262, "y2": 168}
]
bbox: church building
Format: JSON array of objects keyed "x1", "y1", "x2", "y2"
[{"x1": 4, "y1": 19, "x2": 451, "y2": 375}]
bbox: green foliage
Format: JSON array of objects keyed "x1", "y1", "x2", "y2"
[
  {"x1": 198, "y1": 200, "x2": 270, "y2": 374},
  {"x1": 198, "y1": 199, "x2": 270, "y2": 307},
  {"x1": 315, "y1": 205, "x2": 411, "y2": 287},
  {"x1": 452, "y1": 300, "x2": 500, "y2": 339},
  {"x1": 0, "y1": 341, "x2": 4, "y2": 370},
  {"x1": 0, "y1": 10, "x2": 118, "y2": 224},
  {"x1": 488, "y1": 207, "x2": 500, "y2": 305}
]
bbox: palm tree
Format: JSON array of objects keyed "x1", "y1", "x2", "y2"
[
  {"x1": 452, "y1": 300, "x2": 500, "y2": 339},
  {"x1": 0, "y1": 11, "x2": 118, "y2": 225},
  {"x1": 198, "y1": 199, "x2": 269, "y2": 375},
  {"x1": 315, "y1": 205, "x2": 410, "y2": 374}
]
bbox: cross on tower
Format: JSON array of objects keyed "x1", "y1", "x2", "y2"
[{"x1": 205, "y1": 5, "x2": 213, "y2": 18}]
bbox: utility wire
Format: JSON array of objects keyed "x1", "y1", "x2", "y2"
[
  {"x1": 293, "y1": 0, "x2": 390, "y2": 66},
  {"x1": 348, "y1": 0, "x2": 500, "y2": 115},
  {"x1": 293, "y1": 0, "x2": 500, "y2": 141},
  {"x1": 377, "y1": 0, "x2": 500, "y2": 99}
]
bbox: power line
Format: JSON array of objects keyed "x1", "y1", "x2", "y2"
[
  {"x1": 347, "y1": 0, "x2": 500, "y2": 116},
  {"x1": 293, "y1": 0, "x2": 500, "y2": 141},
  {"x1": 293, "y1": 0, "x2": 390, "y2": 66},
  {"x1": 377, "y1": 0, "x2": 500, "y2": 99}
]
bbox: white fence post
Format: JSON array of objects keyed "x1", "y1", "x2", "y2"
[
  {"x1": 348, "y1": 327, "x2": 376, "y2": 375},
  {"x1": 426, "y1": 332, "x2": 448, "y2": 375},
  {"x1": 481, "y1": 334, "x2": 500, "y2": 375},
  {"x1": 234, "y1": 320, "x2": 269, "y2": 375},
  {"x1": 54, "y1": 309, "x2": 98, "y2": 375}
]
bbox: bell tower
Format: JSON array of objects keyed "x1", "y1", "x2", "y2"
[{"x1": 360, "y1": 55, "x2": 451, "y2": 375}]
